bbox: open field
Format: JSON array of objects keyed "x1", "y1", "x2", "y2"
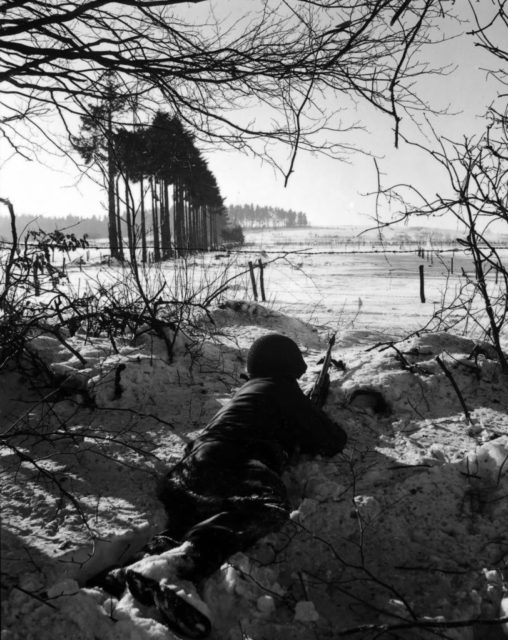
[{"x1": 55, "y1": 226, "x2": 508, "y2": 347}]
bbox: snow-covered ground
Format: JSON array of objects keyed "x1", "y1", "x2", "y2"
[{"x1": 2, "y1": 229, "x2": 508, "y2": 640}]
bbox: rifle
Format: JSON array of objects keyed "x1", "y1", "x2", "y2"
[{"x1": 308, "y1": 333, "x2": 336, "y2": 408}]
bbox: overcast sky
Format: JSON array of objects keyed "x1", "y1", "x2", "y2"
[{"x1": 0, "y1": 2, "x2": 502, "y2": 229}]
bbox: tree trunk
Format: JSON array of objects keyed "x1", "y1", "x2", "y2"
[
  {"x1": 196, "y1": 203, "x2": 203, "y2": 251},
  {"x1": 151, "y1": 177, "x2": 161, "y2": 262},
  {"x1": 202, "y1": 206, "x2": 208, "y2": 250},
  {"x1": 165, "y1": 180, "x2": 172, "y2": 258},
  {"x1": 212, "y1": 208, "x2": 217, "y2": 249},
  {"x1": 116, "y1": 175, "x2": 124, "y2": 261},
  {"x1": 125, "y1": 174, "x2": 134, "y2": 260},
  {"x1": 174, "y1": 179, "x2": 184, "y2": 256},
  {"x1": 140, "y1": 178, "x2": 147, "y2": 264},
  {"x1": 186, "y1": 189, "x2": 193, "y2": 251},
  {"x1": 107, "y1": 107, "x2": 120, "y2": 259},
  {"x1": 161, "y1": 178, "x2": 171, "y2": 259},
  {"x1": 187, "y1": 197, "x2": 194, "y2": 251}
]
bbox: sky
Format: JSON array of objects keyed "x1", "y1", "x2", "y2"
[{"x1": 0, "y1": 2, "x2": 503, "y2": 230}]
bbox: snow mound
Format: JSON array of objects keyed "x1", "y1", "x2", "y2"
[
  {"x1": 2, "y1": 583, "x2": 179, "y2": 640},
  {"x1": 335, "y1": 332, "x2": 507, "y2": 421},
  {"x1": 88, "y1": 352, "x2": 189, "y2": 409},
  {"x1": 209, "y1": 300, "x2": 324, "y2": 350},
  {"x1": 2, "y1": 327, "x2": 508, "y2": 640}
]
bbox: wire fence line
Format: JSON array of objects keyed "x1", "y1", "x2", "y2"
[{"x1": 2, "y1": 238, "x2": 508, "y2": 257}]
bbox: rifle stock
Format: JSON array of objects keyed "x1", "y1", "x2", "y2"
[{"x1": 309, "y1": 333, "x2": 336, "y2": 407}]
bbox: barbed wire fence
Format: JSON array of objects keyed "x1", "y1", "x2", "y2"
[{"x1": 3, "y1": 237, "x2": 508, "y2": 254}]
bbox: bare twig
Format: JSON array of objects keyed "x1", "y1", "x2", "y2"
[
  {"x1": 435, "y1": 355, "x2": 472, "y2": 423},
  {"x1": 338, "y1": 614, "x2": 508, "y2": 636}
]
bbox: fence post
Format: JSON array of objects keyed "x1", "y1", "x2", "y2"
[
  {"x1": 248, "y1": 261, "x2": 258, "y2": 301},
  {"x1": 257, "y1": 258, "x2": 266, "y2": 302},
  {"x1": 419, "y1": 264, "x2": 426, "y2": 303},
  {"x1": 33, "y1": 263, "x2": 40, "y2": 296}
]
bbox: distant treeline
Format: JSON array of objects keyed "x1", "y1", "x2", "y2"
[
  {"x1": 0, "y1": 214, "x2": 109, "y2": 240},
  {"x1": 0, "y1": 206, "x2": 308, "y2": 241},
  {"x1": 228, "y1": 204, "x2": 308, "y2": 228},
  {"x1": 0, "y1": 212, "x2": 249, "y2": 248}
]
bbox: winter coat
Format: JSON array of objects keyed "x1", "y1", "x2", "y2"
[{"x1": 183, "y1": 376, "x2": 347, "y2": 477}]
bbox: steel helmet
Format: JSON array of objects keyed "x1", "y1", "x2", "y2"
[{"x1": 246, "y1": 333, "x2": 307, "y2": 378}]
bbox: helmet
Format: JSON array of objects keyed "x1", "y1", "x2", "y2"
[{"x1": 246, "y1": 333, "x2": 307, "y2": 378}]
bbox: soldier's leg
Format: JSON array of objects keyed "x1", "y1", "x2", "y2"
[
  {"x1": 123, "y1": 464, "x2": 290, "y2": 638},
  {"x1": 178, "y1": 498, "x2": 290, "y2": 582},
  {"x1": 176, "y1": 459, "x2": 290, "y2": 581},
  {"x1": 126, "y1": 457, "x2": 291, "y2": 586}
]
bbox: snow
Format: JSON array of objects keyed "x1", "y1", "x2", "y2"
[{"x1": 2, "y1": 231, "x2": 508, "y2": 639}]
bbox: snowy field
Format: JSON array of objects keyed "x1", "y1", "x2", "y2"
[
  {"x1": 1, "y1": 227, "x2": 508, "y2": 640},
  {"x1": 59, "y1": 226, "x2": 508, "y2": 344}
]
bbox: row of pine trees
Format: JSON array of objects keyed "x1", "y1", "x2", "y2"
[{"x1": 73, "y1": 102, "x2": 226, "y2": 262}]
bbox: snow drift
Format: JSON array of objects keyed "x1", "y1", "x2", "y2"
[{"x1": 1, "y1": 301, "x2": 507, "y2": 640}]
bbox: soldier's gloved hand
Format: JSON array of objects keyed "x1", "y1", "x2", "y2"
[
  {"x1": 302, "y1": 383, "x2": 314, "y2": 398},
  {"x1": 304, "y1": 373, "x2": 330, "y2": 408}
]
